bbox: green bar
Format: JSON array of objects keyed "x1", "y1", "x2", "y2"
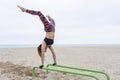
[
  {"x1": 47, "y1": 64, "x2": 110, "y2": 80},
  {"x1": 32, "y1": 66, "x2": 99, "y2": 80},
  {"x1": 32, "y1": 67, "x2": 39, "y2": 78},
  {"x1": 45, "y1": 67, "x2": 99, "y2": 80}
]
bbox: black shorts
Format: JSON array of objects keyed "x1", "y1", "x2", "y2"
[{"x1": 44, "y1": 37, "x2": 54, "y2": 45}]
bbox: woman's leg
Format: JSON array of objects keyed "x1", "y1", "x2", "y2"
[
  {"x1": 48, "y1": 45, "x2": 57, "y2": 65},
  {"x1": 25, "y1": 9, "x2": 49, "y2": 27}
]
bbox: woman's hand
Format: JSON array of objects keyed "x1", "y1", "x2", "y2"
[{"x1": 17, "y1": 5, "x2": 26, "y2": 12}]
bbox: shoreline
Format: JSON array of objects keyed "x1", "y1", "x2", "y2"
[{"x1": 0, "y1": 44, "x2": 120, "y2": 48}]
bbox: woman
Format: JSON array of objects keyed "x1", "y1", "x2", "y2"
[{"x1": 17, "y1": 5, "x2": 57, "y2": 68}]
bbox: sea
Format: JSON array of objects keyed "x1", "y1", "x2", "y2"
[{"x1": 0, "y1": 44, "x2": 120, "y2": 48}]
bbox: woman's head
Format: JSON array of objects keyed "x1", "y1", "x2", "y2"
[{"x1": 38, "y1": 44, "x2": 42, "y2": 50}]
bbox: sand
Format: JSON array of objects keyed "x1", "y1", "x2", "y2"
[{"x1": 0, "y1": 46, "x2": 120, "y2": 80}]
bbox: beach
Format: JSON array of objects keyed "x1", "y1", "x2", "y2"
[{"x1": 0, "y1": 46, "x2": 120, "y2": 80}]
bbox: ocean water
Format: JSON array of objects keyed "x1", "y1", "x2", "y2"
[
  {"x1": 0, "y1": 44, "x2": 120, "y2": 48},
  {"x1": 0, "y1": 44, "x2": 37, "y2": 48}
]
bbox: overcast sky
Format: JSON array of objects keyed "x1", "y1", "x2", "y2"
[{"x1": 0, "y1": 0, "x2": 120, "y2": 45}]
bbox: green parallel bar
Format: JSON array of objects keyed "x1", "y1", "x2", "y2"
[
  {"x1": 32, "y1": 67, "x2": 38, "y2": 77},
  {"x1": 32, "y1": 66, "x2": 99, "y2": 80},
  {"x1": 47, "y1": 64, "x2": 110, "y2": 80}
]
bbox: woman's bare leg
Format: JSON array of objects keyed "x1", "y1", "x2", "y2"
[{"x1": 48, "y1": 45, "x2": 57, "y2": 64}]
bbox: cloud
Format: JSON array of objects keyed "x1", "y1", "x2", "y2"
[{"x1": 0, "y1": 0, "x2": 120, "y2": 44}]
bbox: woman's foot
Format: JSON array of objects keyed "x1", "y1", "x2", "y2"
[{"x1": 17, "y1": 5, "x2": 26, "y2": 12}]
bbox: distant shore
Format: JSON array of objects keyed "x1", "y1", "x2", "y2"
[{"x1": 0, "y1": 44, "x2": 120, "y2": 48}]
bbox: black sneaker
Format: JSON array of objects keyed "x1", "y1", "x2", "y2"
[{"x1": 39, "y1": 65, "x2": 44, "y2": 69}]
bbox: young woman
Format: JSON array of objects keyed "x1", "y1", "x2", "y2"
[{"x1": 17, "y1": 5, "x2": 57, "y2": 68}]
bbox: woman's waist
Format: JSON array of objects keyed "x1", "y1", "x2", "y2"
[
  {"x1": 44, "y1": 24, "x2": 55, "y2": 32},
  {"x1": 45, "y1": 32, "x2": 55, "y2": 39}
]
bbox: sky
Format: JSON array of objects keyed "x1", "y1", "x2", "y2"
[{"x1": 0, "y1": 0, "x2": 120, "y2": 45}]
